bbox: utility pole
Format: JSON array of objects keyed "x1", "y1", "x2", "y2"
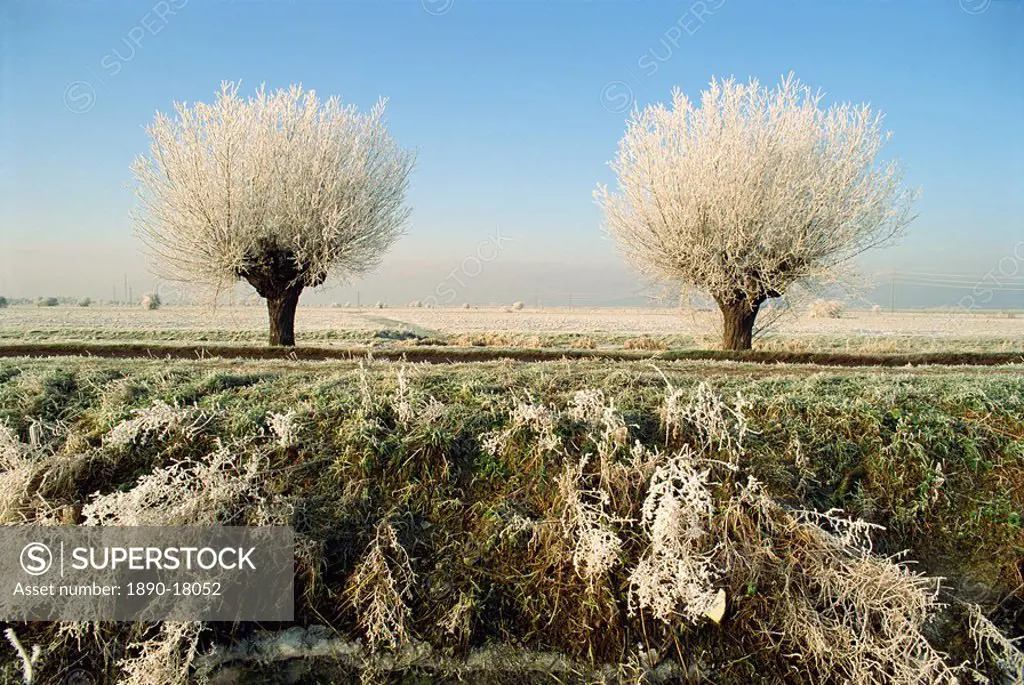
[
  {"x1": 568, "y1": 292, "x2": 573, "y2": 310},
  {"x1": 889, "y1": 271, "x2": 896, "y2": 313}
]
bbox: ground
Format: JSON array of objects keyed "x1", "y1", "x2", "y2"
[
  {"x1": 0, "y1": 306, "x2": 1021, "y2": 684},
  {"x1": 2, "y1": 304, "x2": 1022, "y2": 352}
]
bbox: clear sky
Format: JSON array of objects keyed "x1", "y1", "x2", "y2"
[{"x1": 1, "y1": 0, "x2": 1022, "y2": 307}]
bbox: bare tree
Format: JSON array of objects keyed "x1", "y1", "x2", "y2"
[
  {"x1": 131, "y1": 82, "x2": 414, "y2": 346},
  {"x1": 595, "y1": 75, "x2": 916, "y2": 350}
]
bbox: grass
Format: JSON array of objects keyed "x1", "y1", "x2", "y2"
[
  {"x1": 4, "y1": 326, "x2": 1024, "y2": 356},
  {"x1": 3, "y1": 304, "x2": 1024, "y2": 355},
  {"x1": 0, "y1": 355, "x2": 1021, "y2": 682},
  {"x1": 1, "y1": 340, "x2": 1023, "y2": 369}
]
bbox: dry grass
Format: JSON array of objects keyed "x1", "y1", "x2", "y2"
[
  {"x1": 117, "y1": 622, "x2": 205, "y2": 685},
  {"x1": 0, "y1": 357, "x2": 1021, "y2": 682},
  {"x1": 568, "y1": 336, "x2": 596, "y2": 349},
  {"x1": 346, "y1": 520, "x2": 416, "y2": 650},
  {"x1": 450, "y1": 332, "x2": 543, "y2": 348},
  {"x1": 623, "y1": 335, "x2": 668, "y2": 351},
  {"x1": 968, "y1": 603, "x2": 1024, "y2": 682},
  {"x1": 3, "y1": 304, "x2": 1024, "y2": 355},
  {"x1": 809, "y1": 299, "x2": 844, "y2": 319}
]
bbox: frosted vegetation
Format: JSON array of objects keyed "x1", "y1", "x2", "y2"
[
  {"x1": 130, "y1": 82, "x2": 414, "y2": 346},
  {"x1": 0, "y1": 357, "x2": 1021, "y2": 683},
  {"x1": 2, "y1": 304, "x2": 1023, "y2": 354},
  {"x1": 596, "y1": 75, "x2": 916, "y2": 350},
  {"x1": 131, "y1": 82, "x2": 413, "y2": 295},
  {"x1": 19, "y1": 73, "x2": 941, "y2": 352}
]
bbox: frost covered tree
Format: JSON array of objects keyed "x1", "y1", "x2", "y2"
[
  {"x1": 131, "y1": 82, "x2": 415, "y2": 346},
  {"x1": 595, "y1": 75, "x2": 916, "y2": 350}
]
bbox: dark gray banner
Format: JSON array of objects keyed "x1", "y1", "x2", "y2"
[{"x1": 0, "y1": 526, "x2": 294, "y2": 621}]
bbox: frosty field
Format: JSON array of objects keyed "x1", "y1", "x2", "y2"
[
  {"x1": 3, "y1": 304, "x2": 1023, "y2": 354},
  {"x1": 1, "y1": 304, "x2": 1023, "y2": 684}
]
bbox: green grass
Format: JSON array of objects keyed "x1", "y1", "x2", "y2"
[
  {"x1": 2, "y1": 323, "x2": 1023, "y2": 356},
  {"x1": 0, "y1": 356, "x2": 1021, "y2": 683}
]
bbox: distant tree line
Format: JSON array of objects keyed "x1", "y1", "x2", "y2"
[{"x1": 0, "y1": 296, "x2": 131, "y2": 307}]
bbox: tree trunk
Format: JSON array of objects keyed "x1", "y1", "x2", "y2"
[
  {"x1": 266, "y1": 285, "x2": 303, "y2": 347},
  {"x1": 718, "y1": 299, "x2": 761, "y2": 351}
]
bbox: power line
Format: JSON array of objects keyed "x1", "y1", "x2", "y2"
[
  {"x1": 892, "y1": 280, "x2": 1024, "y2": 292},
  {"x1": 887, "y1": 273, "x2": 1024, "y2": 290},
  {"x1": 876, "y1": 271, "x2": 1024, "y2": 285},
  {"x1": 890, "y1": 269, "x2": 1024, "y2": 281},
  {"x1": 892, "y1": 275, "x2": 1024, "y2": 286}
]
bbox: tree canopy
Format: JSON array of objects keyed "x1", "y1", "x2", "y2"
[
  {"x1": 596, "y1": 74, "x2": 916, "y2": 349},
  {"x1": 131, "y1": 82, "x2": 414, "y2": 345}
]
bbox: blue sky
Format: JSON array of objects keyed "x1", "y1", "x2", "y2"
[{"x1": 1, "y1": 0, "x2": 1022, "y2": 306}]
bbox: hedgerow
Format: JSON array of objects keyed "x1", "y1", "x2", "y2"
[{"x1": 0, "y1": 357, "x2": 1020, "y2": 683}]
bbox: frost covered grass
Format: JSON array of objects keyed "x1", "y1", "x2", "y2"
[
  {"x1": 0, "y1": 356, "x2": 1021, "y2": 683},
  {"x1": 2, "y1": 304, "x2": 1023, "y2": 354}
]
